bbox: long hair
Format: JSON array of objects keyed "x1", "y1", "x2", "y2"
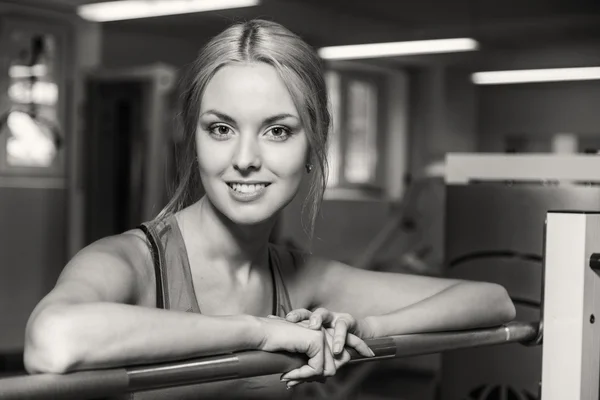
[{"x1": 158, "y1": 19, "x2": 330, "y2": 240}]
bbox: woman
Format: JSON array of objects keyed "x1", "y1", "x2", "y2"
[{"x1": 23, "y1": 19, "x2": 515, "y2": 399}]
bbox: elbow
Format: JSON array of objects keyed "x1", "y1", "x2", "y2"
[
  {"x1": 24, "y1": 307, "x2": 80, "y2": 374},
  {"x1": 457, "y1": 281, "x2": 516, "y2": 328},
  {"x1": 483, "y1": 283, "x2": 517, "y2": 324}
]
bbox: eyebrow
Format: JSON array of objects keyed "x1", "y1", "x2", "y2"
[{"x1": 200, "y1": 110, "x2": 299, "y2": 125}]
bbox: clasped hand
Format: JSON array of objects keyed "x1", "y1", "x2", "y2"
[{"x1": 261, "y1": 308, "x2": 375, "y2": 389}]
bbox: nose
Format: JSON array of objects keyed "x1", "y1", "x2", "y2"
[{"x1": 232, "y1": 133, "x2": 262, "y2": 172}]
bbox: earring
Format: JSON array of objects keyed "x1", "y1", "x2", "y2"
[{"x1": 305, "y1": 163, "x2": 313, "y2": 173}]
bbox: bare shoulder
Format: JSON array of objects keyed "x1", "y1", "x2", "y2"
[{"x1": 44, "y1": 229, "x2": 155, "y2": 309}]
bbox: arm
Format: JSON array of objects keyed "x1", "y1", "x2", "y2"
[
  {"x1": 24, "y1": 232, "x2": 263, "y2": 374},
  {"x1": 302, "y1": 257, "x2": 516, "y2": 339}
]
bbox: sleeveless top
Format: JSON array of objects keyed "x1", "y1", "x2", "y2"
[{"x1": 129, "y1": 214, "x2": 300, "y2": 400}]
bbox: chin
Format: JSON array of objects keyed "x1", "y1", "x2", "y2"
[{"x1": 211, "y1": 195, "x2": 276, "y2": 226}]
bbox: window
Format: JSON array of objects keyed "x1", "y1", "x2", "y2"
[
  {"x1": 0, "y1": 17, "x2": 68, "y2": 186},
  {"x1": 345, "y1": 79, "x2": 378, "y2": 184},
  {"x1": 325, "y1": 67, "x2": 393, "y2": 200}
]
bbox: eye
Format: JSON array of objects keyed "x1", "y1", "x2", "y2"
[
  {"x1": 266, "y1": 126, "x2": 292, "y2": 141},
  {"x1": 208, "y1": 124, "x2": 233, "y2": 139}
]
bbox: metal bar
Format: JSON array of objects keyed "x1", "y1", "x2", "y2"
[
  {"x1": 541, "y1": 212, "x2": 600, "y2": 400},
  {"x1": 0, "y1": 321, "x2": 538, "y2": 400}
]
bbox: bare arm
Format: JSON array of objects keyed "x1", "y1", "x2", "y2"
[
  {"x1": 301, "y1": 257, "x2": 516, "y2": 338},
  {"x1": 24, "y1": 232, "x2": 263, "y2": 374}
]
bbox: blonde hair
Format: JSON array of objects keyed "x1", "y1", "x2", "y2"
[{"x1": 159, "y1": 19, "x2": 330, "y2": 239}]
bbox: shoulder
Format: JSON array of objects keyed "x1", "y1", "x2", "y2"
[
  {"x1": 59, "y1": 228, "x2": 155, "y2": 306},
  {"x1": 81, "y1": 228, "x2": 152, "y2": 271}
]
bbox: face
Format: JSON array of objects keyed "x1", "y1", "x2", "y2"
[{"x1": 196, "y1": 62, "x2": 309, "y2": 226}]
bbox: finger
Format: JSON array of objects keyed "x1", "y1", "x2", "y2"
[
  {"x1": 286, "y1": 380, "x2": 301, "y2": 389},
  {"x1": 322, "y1": 330, "x2": 337, "y2": 378},
  {"x1": 266, "y1": 314, "x2": 284, "y2": 320},
  {"x1": 281, "y1": 338, "x2": 325, "y2": 381},
  {"x1": 285, "y1": 309, "x2": 311, "y2": 323},
  {"x1": 332, "y1": 319, "x2": 349, "y2": 355},
  {"x1": 333, "y1": 348, "x2": 352, "y2": 370},
  {"x1": 281, "y1": 361, "x2": 323, "y2": 381},
  {"x1": 346, "y1": 333, "x2": 376, "y2": 358},
  {"x1": 285, "y1": 376, "x2": 326, "y2": 389},
  {"x1": 309, "y1": 308, "x2": 333, "y2": 329}
]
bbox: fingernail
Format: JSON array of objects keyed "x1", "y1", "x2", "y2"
[
  {"x1": 369, "y1": 349, "x2": 376, "y2": 357},
  {"x1": 333, "y1": 343, "x2": 342, "y2": 354},
  {"x1": 286, "y1": 312, "x2": 296, "y2": 319},
  {"x1": 280, "y1": 373, "x2": 289, "y2": 381}
]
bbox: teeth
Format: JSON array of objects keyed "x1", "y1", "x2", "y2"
[{"x1": 230, "y1": 183, "x2": 267, "y2": 193}]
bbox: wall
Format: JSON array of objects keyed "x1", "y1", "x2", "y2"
[
  {"x1": 0, "y1": 1, "x2": 84, "y2": 354},
  {"x1": 478, "y1": 80, "x2": 600, "y2": 152},
  {"x1": 0, "y1": 190, "x2": 66, "y2": 352},
  {"x1": 101, "y1": 28, "x2": 200, "y2": 70},
  {"x1": 402, "y1": 67, "x2": 478, "y2": 274},
  {"x1": 473, "y1": 42, "x2": 600, "y2": 152}
]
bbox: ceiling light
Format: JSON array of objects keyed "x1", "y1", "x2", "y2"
[
  {"x1": 318, "y1": 38, "x2": 479, "y2": 60},
  {"x1": 472, "y1": 67, "x2": 600, "y2": 85},
  {"x1": 77, "y1": 0, "x2": 260, "y2": 22}
]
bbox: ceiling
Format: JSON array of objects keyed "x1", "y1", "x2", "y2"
[{"x1": 32, "y1": 0, "x2": 600, "y2": 67}]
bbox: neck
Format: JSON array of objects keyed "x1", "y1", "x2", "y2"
[{"x1": 179, "y1": 197, "x2": 276, "y2": 277}]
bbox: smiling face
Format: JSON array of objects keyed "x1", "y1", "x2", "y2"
[{"x1": 196, "y1": 62, "x2": 309, "y2": 226}]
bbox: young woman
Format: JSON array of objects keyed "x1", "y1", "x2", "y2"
[{"x1": 23, "y1": 19, "x2": 515, "y2": 399}]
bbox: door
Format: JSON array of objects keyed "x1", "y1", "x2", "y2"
[{"x1": 84, "y1": 80, "x2": 146, "y2": 244}]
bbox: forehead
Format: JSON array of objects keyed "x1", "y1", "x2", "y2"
[{"x1": 200, "y1": 62, "x2": 299, "y2": 117}]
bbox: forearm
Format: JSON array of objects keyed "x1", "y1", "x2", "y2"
[
  {"x1": 24, "y1": 303, "x2": 262, "y2": 374},
  {"x1": 363, "y1": 282, "x2": 516, "y2": 338}
]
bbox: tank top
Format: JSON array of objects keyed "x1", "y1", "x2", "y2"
[{"x1": 130, "y1": 214, "x2": 299, "y2": 399}]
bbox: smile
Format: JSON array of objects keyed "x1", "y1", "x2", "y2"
[{"x1": 227, "y1": 183, "x2": 271, "y2": 193}]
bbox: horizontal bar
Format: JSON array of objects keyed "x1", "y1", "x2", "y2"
[
  {"x1": 0, "y1": 321, "x2": 539, "y2": 400},
  {"x1": 445, "y1": 153, "x2": 600, "y2": 184}
]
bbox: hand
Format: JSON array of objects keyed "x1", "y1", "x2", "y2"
[
  {"x1": 286, "y1": 307, "x2": 375, "y2": 354},
  {"x1": 282, "y1": 308, "x2": 376, "y2": 388},
  {"x1": 255, "y1": 316, "x2": 339, "y2": 388},
  {"x1": 283, "y1": 325, "x2": 373, "y2": 389}
]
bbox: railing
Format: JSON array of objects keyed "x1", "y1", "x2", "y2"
[{"x1": 0, "y1": 322, "x2": 538, "y2": 400}]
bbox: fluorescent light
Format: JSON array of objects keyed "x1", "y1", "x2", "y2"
[
  {"x1": 77, "y1": 0, "x2": 260, "y2": 22},
  {"x1": 472, "y1": 67, "x2": 600, "y2": 85},
  {"x1": 318, "y1": 38, "x2": 479, "y2": 60}
]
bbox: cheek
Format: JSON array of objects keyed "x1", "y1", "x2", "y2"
[
  {"x1": 265, "y1": 138, "x2": 309, "y2": 179},
  {"x1": 196, "y1": 135, "x2": 228, "y2": 175},
  {"x1": 267, "y1": 151, "x2": 305, "y2": 178}
]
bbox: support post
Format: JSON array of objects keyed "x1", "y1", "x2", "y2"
[{"x1": 541, "y1": 211, "x2": 600, "y2": 399}]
